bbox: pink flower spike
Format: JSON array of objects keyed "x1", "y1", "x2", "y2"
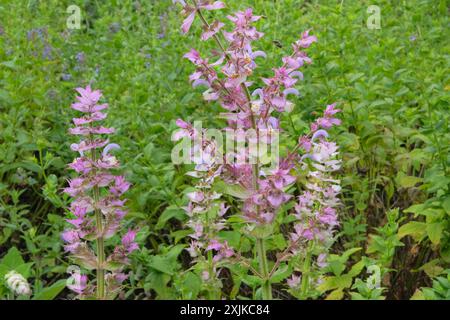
[
  {"x1": 122, "y1": 230, "x2": 139, "y2": 254},
  {"x1": 206, "y1": 239, "x2": 222, "y2": 251},
  {"x1": 73, "y1": 112, "x2": 107, "y2": 126},
  {"x1": 201, "y1": 20, "x2": 224, "y2": 41},
  {"x1": 183, "y1": 49, "x2": 202, "y2": 65},
  {"x1": 297, "y1": 29, "x2": 317, "y2": 48},
  {"x1": 201, "y1": 1, "x2": 225, "y2": 11},
  {"x1": 324, "y1": 103, "x2": 340, "y2": 116},
  {"x1": 187, "y1": 191, "x2": 205, "y2": 203},
  {"x1": 182, "y1": 11, "x2": 196, "y2": 34},
  {"x1": 110, "y1": 176, "x2": 131, "y2": 196},
  {"x1": 67, "y1": 273, "x2": 88, "y2": 295},
  {"x1": 73, "y1": 85, "x2": 103, "y2": 110},
  {"x1": 287, "y1": 274, "x2": 301, "y2": 289}
]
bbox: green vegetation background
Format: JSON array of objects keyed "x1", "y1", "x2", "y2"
[{"x1": 0, "y1": 0, "x2": 448, "y2": 299}]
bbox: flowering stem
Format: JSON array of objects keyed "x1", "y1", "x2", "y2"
[
  {"x1": 193, "y1": 1, "x2": 268, "y2": 298},
  {"x1": 94, "y1": 188, "x2": 105, "y2": 299},
  {"x1": 90, "y1": 135, "x2": 105, "y2": 300},
  {"x1": 300, "y1": 242, "x2": 313, "y2": 299},
  {"x1": 256, "y1": 238, "x2": 272, "y2": 300},
  {"x1": 206, "y1": 202, "x2": 220, "y2": 300}
]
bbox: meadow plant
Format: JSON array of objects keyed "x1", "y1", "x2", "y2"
[
  {"x1": 173, "y1": 0, "x2": 342, "y2": 299},
  {"x1": 62, "y1": 86, "x2": 138, "y2": 299}
]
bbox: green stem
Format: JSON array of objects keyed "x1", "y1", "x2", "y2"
[
  {"x1": 94, "y1": 185, "x2": 105, "y2": 299},
  {"x1": 300, "y1": 243, "x2": 313, "y2": 299},
  {"x1": 256, "y1": 238, "x2": 272, "y2": 300},
  {"x1": 90, "y1": 133, "x2": 105, "y2": 300}
]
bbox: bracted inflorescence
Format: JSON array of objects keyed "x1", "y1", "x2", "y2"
[
  {"x1": 173, "y1": 0, "x2": 342, "y2": 299},
  {"x1": 62, "y1": 86, "x2": 138, "y2": 299},
  {"x1": 174, "y1": 120, "x2": 234, "y2": 297},
  {"x1": 286, "y1": 105, "x2": 342, "y2": 296}
]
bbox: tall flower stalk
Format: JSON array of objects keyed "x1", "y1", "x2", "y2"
[
  {"x1": 62, "y1": 86, "x2": 138, "y2": 299},
  {"x1": 174, "y1": 0, "x2": 341, "y2": 299}
]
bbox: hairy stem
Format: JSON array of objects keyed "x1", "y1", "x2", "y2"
[
  {"x1": 94, "y1": 186, "x2": 105, "y2": 299},
  {"x1": 256, "y1": 238, "x2": 272, "y2": 299},
  {"x1": 300, "y1": 243, "x2": 313, "y2": 299},
  {"x1": 90, "y1": 134, "x2": 105, "y2": 299}
]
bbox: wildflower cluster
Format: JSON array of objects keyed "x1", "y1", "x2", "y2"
[
  {"x1": 174, "y1": 0, "x2": 342, "y2": 299},
  {"x1": 62, "y1": 86, "x2": 138, "y2": 299},
  {"x1": 174, "y1": 120, "x2": 234, "y2": 297},
  {"x1": 286, "y1": 105, "x2": 342, "y2": 295}
]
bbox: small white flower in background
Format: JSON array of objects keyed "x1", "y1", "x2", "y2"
[{"x1": 5, "y1": 270, "x2": 32, "y2": 296}]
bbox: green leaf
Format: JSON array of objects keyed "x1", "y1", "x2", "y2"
[
  {"x1": 171, "y1": 229, "x2": 192, "y2": 244},
  {"x1": 396, "y1": 173, "x2": 422, "y2": 188},
  {"x1": 241, "y1": 274, "x2": 263, "y2": 287},
  {"x1": 1, "y1": 247, "x2": 25, "y2": 270},
  {"x1": 318, "y1": 274, "x2": 353, "y2": 293},
  {"x1": 426, "y1": 222, "x2": 444, "y2": 245},
  {"x1": 326, "y1": 288, "x2": 344, "y2": 300},
  {"x1": 398, "y1": 221, "x2": 427, "y2": 241},
  {"x1": 156, "y1": 206, "x2": 186, "y2": 230},
  {"x1": 33, "y1": 280, "x2": 67, "y2": 300},
  {"x1": 442, "y1": 196, "x2": 450, "y2": 214},
  {"x1": 410, "y1": 289, "x2": 425, "y2": 300},
  {"x1": 15, "y1": 263, "x2": 34, "y2": 279},
  {"x1": 181, "y1": 272, "x2": 201, "y2": 299},
  {"x1": 147, "y1": 256, "x2": 175, "y2": 275},
  {"x1": 147, "y1": 245, "x2": 184, "y2": 275},
  {"x1": 267, "y1": 234, "x2": 287, "y2": 250},
  {"x1": 214, "y1": 181, "x2": 251, "y2": 199},
  {"x1": 348, "y1": 260, "x2": 365, "y2": 277},
  {"x1": 270, "y1": 264, "x2": 292, "y2": 283},
  {"x1": 419, "y1": 259, "x2": 444, "y2": 278},
  {"x1": 144, "y1": 271, "x2": 173, "y2": 299},
  {"x1": 342, "y1": 247, "x2": 363, "y2": 260},
  {"x1": 404, "y1": 204, "x2": 426, "y2": 216},
  {"x1": 218, "y1": 231, "x2": 241, "y2": 249}
]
